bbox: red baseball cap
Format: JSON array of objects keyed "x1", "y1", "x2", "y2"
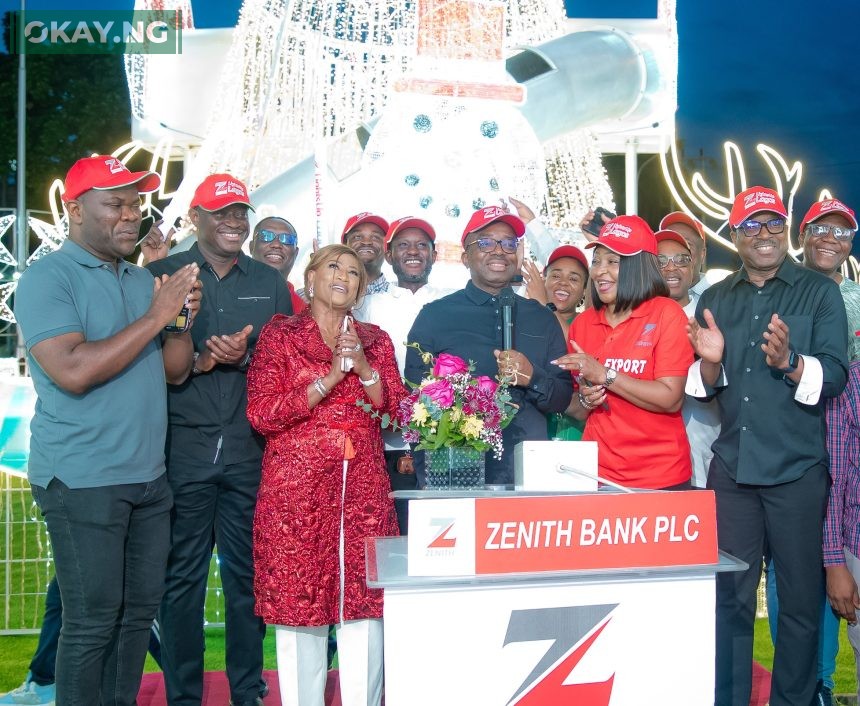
[
  {"x1": 729, "y1": 186, "x2": 787, "y2": 228},
  {"x1": 62, "y1": 155, "x2": 160, "y2": 203},
  {"x1": 655, "y1": 229, "x2": 692, "y2": 251},
  {"x1": 799, "y1": 198, "x2": 858, "y2": 233},
  {"x1": 659, "y1": 211, "x2": 705, "y2": 240},
  {"x1": 461, "y1": 206, "x2": 525, "y2": 245},
  {"x1": 585, "y1": 215, "x2": 657, "y2": 256},
  {"x1": 544, "y1": 245, "x2": 589, "y2": 274},
  {"x1": 341, "y1": 213, "x2": 390, "y2": 243},
  {"x1": 190, "y1": 174, "x2": 254, "y2": 212},
  {"x1": 385, "y1": 216, "x2": 436, "y2": 248}
]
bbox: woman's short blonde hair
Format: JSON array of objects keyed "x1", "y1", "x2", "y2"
[{"x1": 303, "y1": 244, "x2": 368, "y2": 308}]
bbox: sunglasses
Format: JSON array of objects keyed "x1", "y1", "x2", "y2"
[
  {"x1": 657, "y1": 253, "x2": 693, "y2": 268},
  {"x1": 806, "y1": 223, "x2": 855, "y2": 242},
  {"x1": 465, "y1": 237, "x2": 519, "y2": 254},
  {"x1": 257, "y1": 229, "x2": 297, "y2": 246},
  {"x1": 736, "y1": 218, "x2": 786, "y2": 238}
]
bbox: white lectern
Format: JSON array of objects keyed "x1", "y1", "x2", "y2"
[{"x1": 367, "y1": 490, "x2": 745, "y2": 706}]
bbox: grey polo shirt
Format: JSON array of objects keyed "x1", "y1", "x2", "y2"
[{"x1": 14, "y1": 239, "x2": 167, "y2": 489}]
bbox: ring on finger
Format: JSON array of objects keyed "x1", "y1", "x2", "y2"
[{"x1": 352, "y1": 343, "x2": 361, "y2": 352}]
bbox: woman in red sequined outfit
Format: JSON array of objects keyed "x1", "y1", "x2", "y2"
[{"x1": 246, "y1": 244, "x2": 405, "y2": 706}]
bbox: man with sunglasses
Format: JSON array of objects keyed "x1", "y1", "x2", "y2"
[
  {"x1": 405, "y1": 206, "x2": 573, "y2": 486},
  {"x1": 249, "y1": 216, "x2": 306, "y2": 313},
  {"x1": 687, "y1": 186, "x2": 849, "y2": 706},
  {"x1": 772, "y1": 197, "x2": 860, "y2": 706}
]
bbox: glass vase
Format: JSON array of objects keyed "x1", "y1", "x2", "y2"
[{"x1": 424, "y1": 446, "x2": 486, "y2": 490}]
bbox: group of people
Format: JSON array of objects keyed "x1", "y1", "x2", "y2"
[{"x1": 5, "y1": 151, "x2": 860, "y2": 706}]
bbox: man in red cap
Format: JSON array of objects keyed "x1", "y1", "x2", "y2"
[
  {"x1": 148, "y1": 173, "x2": 293, "y2": 706},
  {"x1": 687, "y1": 186, "x2": 849, "y2": 706},
  {"x1": 341, "y1": 212, "x2": 390, "y2": 295},
  {"x1": 660, "y1": 211, "x2": 707, "y2": 283},
  {"x1": 767, "y1": 197, "x2": 860, "y2": 705},
  {"x1": 405, "y1": 206, "x2": 573, "y2": 486},
  {"x1": 358, "y1": 216, "x2": 451, "y2": 531},
  {"x1": 13, "y1": 155, "x2": 202, "y2": 705}
]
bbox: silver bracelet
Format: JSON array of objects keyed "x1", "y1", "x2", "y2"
[
  {"x1": 313, "y1": 377, "x2": 329, "y2": 397},
  {"x1": 359, "y1": 369, "x2": 380, "y2": 387}
]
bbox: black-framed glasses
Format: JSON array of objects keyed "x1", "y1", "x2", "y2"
[
  {"x1": 257, "y1": 229, "x2": 297, "y2": 246},
  {"x1": 465, "y1": 237, "x2": 518, "y2": 254},
  {"x1": 736, "y1": 218, "x2": 786, "y2": 238},
  {"x1": 657, "y1": 253, "x2": 693, "y2": 268},
  {"x1": 806, "y1": 223, "x2": 856, "y2": 241}
]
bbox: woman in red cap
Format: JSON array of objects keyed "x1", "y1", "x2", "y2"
[
  {"x1": 553, "y1": 216, "x2": 694, "y2": 490},
  {"x1": 524, "y1": 244, "x2": 590, "y2": 440}
]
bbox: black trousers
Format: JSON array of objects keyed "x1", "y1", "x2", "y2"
[
  {"x1": 159, "y1": 457, "x2": 266, "y2": 706},
  {"x1": 708, "y1": 461, "x2": 828, "y2": 706},
  {"x1": 385, "y1": 450, "x2": 418, "y2": 535}
]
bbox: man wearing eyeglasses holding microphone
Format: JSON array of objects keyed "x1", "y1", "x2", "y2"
[
  {"x1": 686, "y1": 186, "x2": 849, "y2": 706},
  {"x1": 249, "y1": 216, "x2": 306, "y2": 313},
  {"x1": 405, "y1": 206, "x2": 573, "y2": 486}
]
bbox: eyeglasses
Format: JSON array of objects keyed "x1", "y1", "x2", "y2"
[
  {"x1": 736, "y1": 218, "x2": 786, "y2": 238},
  {"x1": 657, "y1": 253, "x2": 693, "y2": 268},
  {"x1": 465, "y1": 237, "x2": 519, "y2": 254},
  {"x1": 806, "y1": 223, "x2": 856, "y2": 241},
  {"x1": 257, "y1": 229, "x2": 297, "y2": 246}
]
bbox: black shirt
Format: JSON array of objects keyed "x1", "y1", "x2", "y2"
[
  {"x1": 405, "y1": 281, "x2": 573, "y2": 484},
  {"x1": 695, "y1": 258, "x2": 848, "y2": 485},
  {"x1": 148, "y1": 244, "x2": 293, "y2": 466}
]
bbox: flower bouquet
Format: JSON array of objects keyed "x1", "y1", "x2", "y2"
[{"x1": 397, "y1": 346, "x2": 518, "y2": 489}]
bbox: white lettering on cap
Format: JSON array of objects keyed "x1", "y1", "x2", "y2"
[
  {"x1": 744, "y1": 191, "x2": 776, "y2": 209},
  {"x1": 819, "y1": 200, "x2": 848, "y2": 215},
  {"x1": 605, "y1": 223, "x2": 632, "y2": 239},
  {"x1": 104, "y1": 157, "x2": 127, "y2": 175},
  {"x1": 214, "y1": 180, "x2": 247, "y2": 198},
  {"x1": 482, "y1": 206, "x2": 504, "y2": 219}
]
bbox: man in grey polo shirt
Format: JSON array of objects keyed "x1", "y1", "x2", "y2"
[{"x1": 14, "y1": 155, "x2": 201, "y2": 706}]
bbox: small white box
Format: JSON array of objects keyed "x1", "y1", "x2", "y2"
[{"x1": 513, "y1": 440, "x2": 599, "y2": 491}]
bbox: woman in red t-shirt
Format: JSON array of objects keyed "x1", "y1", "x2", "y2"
[{"x1": 553, "y1": 215, "x2": 694, "y2": 489}]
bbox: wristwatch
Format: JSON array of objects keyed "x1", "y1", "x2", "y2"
[
  {"x1": 359, "y1": 369, "x2": 381, "y2": 387},
  {"x1": 545, "y1": 302, "x2": 558, "y2": 312},
  {"x1": 777, "y1": 350, "x2": 799, "y2": 374},
  {"x1": 191, "y1": 351, "x2": 202, "y2": 376},
  {"x1": 604, "y1": 367, "x2": 617, "y2": 386}
]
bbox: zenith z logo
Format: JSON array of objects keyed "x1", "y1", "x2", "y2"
[
  {"x1": 504, "y1": 604, "x2": 617, "y2": 705},
  {"x1": 427, "y1": 517, "x2": 457, "y2": 549}
]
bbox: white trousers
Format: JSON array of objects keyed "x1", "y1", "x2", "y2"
[{"x1": 274, "y1": 619, "x2": 383, "y2": 706}]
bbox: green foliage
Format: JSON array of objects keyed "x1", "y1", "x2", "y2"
[
  {"x1": 0, "y1": 14, "x2": 133, "y2": 211},
  {"x1": 355, "y1": 399, "x2": 401, "y2": 431}
]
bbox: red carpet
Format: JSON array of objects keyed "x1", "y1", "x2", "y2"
[
  {"x1": 138, "y1": 670, "x2": 343, "y2": 706},
  {"x1": 139, "y1": 664, "x2": 771, "y2": 705}
]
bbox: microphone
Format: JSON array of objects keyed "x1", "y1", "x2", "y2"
[{"x1": 500, "y1": 287, "x2": 515, "y2": 351}]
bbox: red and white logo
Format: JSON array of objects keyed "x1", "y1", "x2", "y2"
[
  {"x1": 214, "y1": 180, "x2": 247, "y2": 198},
  {"x1": 743, "y1": 190, "x2": 777, "y2": 209},
  {"x1": 103, "y1": 157, "x2": 127, "y2": 175},
  {"x1": 604, "y1": 222, "x2": 632, "y2": 239},
  {"x1": 483, "y1": 206, "x2": 505, "y2": 219},
  {"x1": 819, "y1": 199, "x2": 850, "y2": 215}
]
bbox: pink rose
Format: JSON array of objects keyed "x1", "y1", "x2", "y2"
[
  {"x1": 475, "y1": 376, "x2": 498, "y2": 396},
  {"x1": 421, "y1": 379, "x2": 455, "y2": 408},
  {"x1": 433, "y1": 353, "x2": 469, "y2": 377}
]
